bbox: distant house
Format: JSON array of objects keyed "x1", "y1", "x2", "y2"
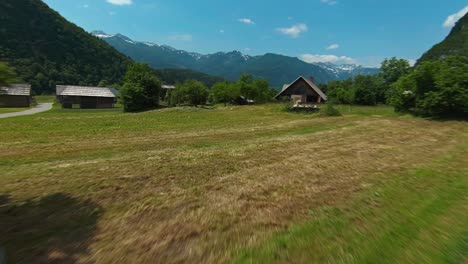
[
  {"x1": 162, "y1": 84, "x2": 176, "y2": 90},
  {"x1": 56, "y1": 85, "x2": 119, "y2": 109},
  {"x1": 274, "y1": 76, "x2": 327, "y2": 104},
  {"x1": 0, "y1": 84, "x2": 33, "y2": 107}
]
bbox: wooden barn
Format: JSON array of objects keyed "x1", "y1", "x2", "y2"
[
  {"x1": 0, "y1": 84, "x2": 33, "y2": 107},
  {"x1": 56, "y1": 85, "x2": 119, "y2": 109},
  {"x1": 275, "y1": 76, "x2": 327, "y2": 104}
]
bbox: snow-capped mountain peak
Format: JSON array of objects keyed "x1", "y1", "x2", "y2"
[
  {"x1": 91, "y1": 30, "x2": 114, "y2": 38},
  {"x1": 92, "y1": 30, "x2": 159, "y2": 47},
  {"x1": 143, "y1": 42, "x2": 159, "y2": 47}
]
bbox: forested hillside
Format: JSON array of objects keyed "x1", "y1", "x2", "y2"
[
  {"x1": 0, "y1": 0, "x2": 133, "y2": 94},
  {"x1": 418, "y1": 13, "x2": 468, "y2": 63}
]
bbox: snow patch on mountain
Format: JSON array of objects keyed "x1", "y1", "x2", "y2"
[
  {"x1": 143, "y1": 42, "x2": 158, "y2": 47},
  {"x1": 91, "y1": 31, "x2": 114, "y2": 38}
]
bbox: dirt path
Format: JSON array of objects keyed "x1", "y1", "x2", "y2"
[{"x1": 0, "y1": 103, "x2": 53, "y2": 119}]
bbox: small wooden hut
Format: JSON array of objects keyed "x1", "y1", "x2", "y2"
[
  {"x1": 0, "y1": 84, "x2": 33, "y2": 107},
  {"x1": 56, "y1": 85, "x2": 119, "y2": 109}
]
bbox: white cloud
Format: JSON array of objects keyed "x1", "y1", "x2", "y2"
[
  {"x1": 321, "y1": 0, "x2": 338, "y2": 5},
  {"x1": 168, "y1": 34, "x2": 193, "y2": 41},
  {"x1": 106, "y1": 0, "x2": 133, "y2": 6},
  {"x1": 277, "y1": 23, "x2": 308, "y2": 38},
  {"x1": 299, "y1": 54, "x2": 357, "y2": 64},
  {"x1": 238, "y1": 18, "x2": 255, "y2": 25},
  {"x1": 443, "y1": 6, "x2": 468, "y2": 28},
  {"x1": 219, "y1": 29, "x2": 225, "y2": 33},
  {"x1": 83, "y1": 4, "x2": 89, "y2": 8},
  {"x1": 326, "y1": 44, "x2": 339, "y2": 50}
]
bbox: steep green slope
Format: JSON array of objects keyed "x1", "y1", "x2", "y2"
[
  {"x1": 0, "y1": 0, "x2": 132, "y2": 94},
  {"x1": 418, "y1": 13, "x2": 468, "y2": 63}
]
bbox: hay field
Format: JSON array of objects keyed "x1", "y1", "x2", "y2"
[{"x1": 0, "y1": 103, "x2": 466, "y2": 263}]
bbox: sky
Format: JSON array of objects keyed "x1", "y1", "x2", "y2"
[{"x1": 42, "y1": 0, "x2": 468, "y2": 67}]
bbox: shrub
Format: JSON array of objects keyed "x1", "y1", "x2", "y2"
[{"x1": 320, "y1": 102, "x2": 342, "y2": 117}]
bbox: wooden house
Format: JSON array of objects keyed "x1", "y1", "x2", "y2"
[
  {"x1": 56, "y1": 85, "x2": 119, "y2": 109},
  {"x1": 274, "y1": 76, "x2": 327, "y2": 104},
  {"x1": 0, "y1": 84, "x2": 33, "y2": 107}
]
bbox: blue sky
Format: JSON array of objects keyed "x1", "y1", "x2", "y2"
[{"x1": 42, "y1": 0, "x2": 468, "y2": 67}]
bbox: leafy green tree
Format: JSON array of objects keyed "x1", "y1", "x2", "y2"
[
  {"x1": 253, "y1": 79, "x2": 271, "y2": 103},
  {"x1": 390, "y1": 56, "x2": 468, "y2": 116},
  {"x1": 211, "y1": 81, "x2": 232, "y2": 105},
  {"x1": 388, "y1": 74, "x2": 416, "y2": 112},
  {"x1": 322, "y1": 78, "x2": 356, "y2": 104},
  {"x1": 170, "y1": 80, "x2": 209, "y2": 107},
  {"x1": 120, "y1": 63, "x2": 161, "y2": 112},
  {"x1": 353, "y1": 75, "x2": 377, "y2": 105},
  {"x1": 380, "y1": 58, "x2": 411, "y2": 85},
  {"x1": 120, "y1": 84, "x2": 147, "y2": 112},
  {"x1": 236, "y1": 74, "x2": 272, "y2": 103},
  {"x1": 0, "y1": 62, "x2": 18, "y2": 86},
  {"x1": 238, "y1": 74, "x2": 257, "y2": 101},
  {"x1": 377, "y1": 58, "x2": 412, "y2": 103},
  {"x1": 182, "y1": 80, "x2": 209, "y2": 107}
]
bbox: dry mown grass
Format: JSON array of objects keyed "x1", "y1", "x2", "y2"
[{"x1": 0, "y1": 105, "x2": 466, "y2": 263}]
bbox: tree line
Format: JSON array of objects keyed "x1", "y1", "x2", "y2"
[
  {"x1": 320, "y1": 56, "x2": 467, "y2": 117},
  {"x1": 119, "y1": 63, "x2": 277, "y2": 112},
  {"x1": 319, "y1": 58, "x2": 412, "y2": 106}
]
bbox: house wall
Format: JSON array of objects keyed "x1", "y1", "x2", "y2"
[
  {"x1": 58, "y1": 96, "x2": 116, "y2": 109},
  {"x1": 0, "y1": 95, "x2": 31, "y2": 107},
  {"x1": 281, "y1": 79, "x2": 321, "y2": 103}
]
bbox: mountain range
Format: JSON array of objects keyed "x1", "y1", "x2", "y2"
[{"x1": 92, "y1": 31, "x2": 380, "y2": 88}]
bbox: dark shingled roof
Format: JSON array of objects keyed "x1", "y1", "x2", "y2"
[
  {"x1": 56, "y1": 85, "x2": 119, "y2": 98},
  {"x1": 275, "y1": 76, "x2": 327, "y2": 101},
  {"x1": 0, "y1": 84, "x2": 31, "y2": 96}
]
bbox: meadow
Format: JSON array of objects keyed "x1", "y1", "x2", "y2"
[{"x1": 0, "y1": 100, "x2": 466, "y2": 263}]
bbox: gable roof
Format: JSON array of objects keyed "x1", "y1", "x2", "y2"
[
  {"x1": 56, "y1": 85, "x2": 119, "y2": 98},
  {"x1": 0, "y1": 84, "x2": 31, "y2": 96},
  {"x1": 275, "y1": 76, "x2": 327, "y2": 101}
]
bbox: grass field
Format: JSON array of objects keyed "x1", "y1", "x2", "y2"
[
  {"x1": 0, "y1": 107, "x2": 29, "y2": 114},
  {"x1": 0, "y1": 103, "x2": 466, "y2": 263}
]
